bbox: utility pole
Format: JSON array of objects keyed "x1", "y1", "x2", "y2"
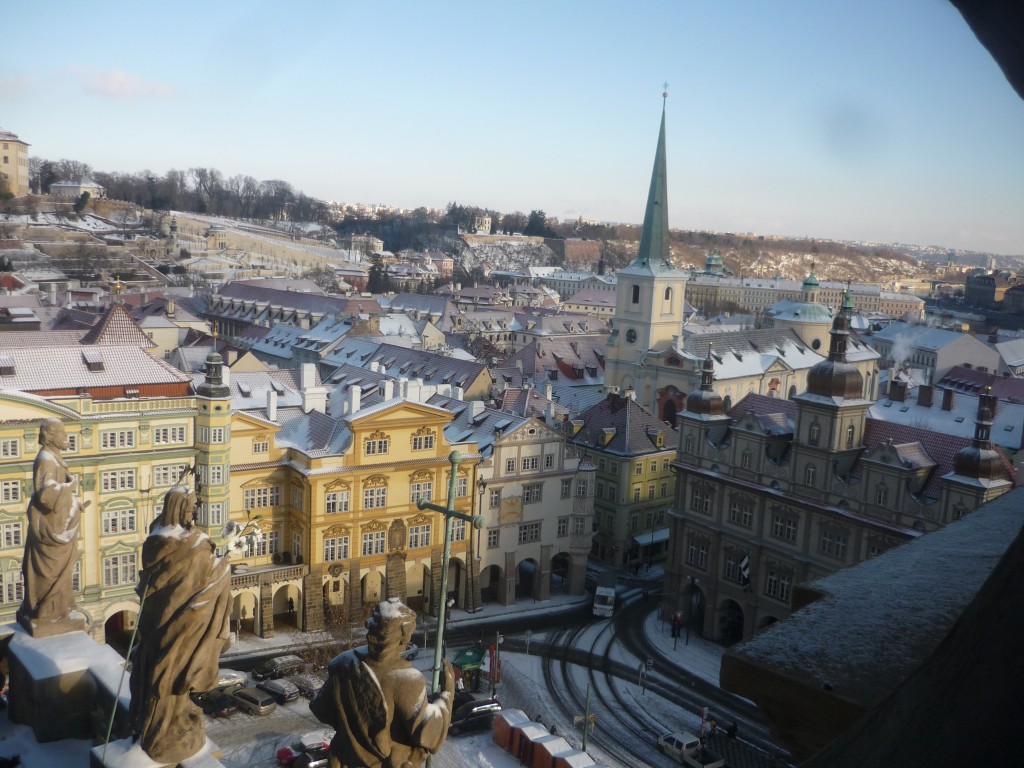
[{"x1": 416, "y1": 451, "x2": 484, "y2": 768}]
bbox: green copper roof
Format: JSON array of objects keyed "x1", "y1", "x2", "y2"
[
  {"x1": 622, "y1": 100, "x2": 678, "y2": 276},
  {"x1": 802, "y1": 271, "x2": 820, "y2": 290}
]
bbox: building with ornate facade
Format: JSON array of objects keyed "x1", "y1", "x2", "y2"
[{"x1": 664, "y1": 294, "x2": 1014, "y2": 644}]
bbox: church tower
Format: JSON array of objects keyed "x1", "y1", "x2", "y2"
[
  {"x1": 605, "y1": 94, "x2": 689, "y2": 409},
  {"x1": 195, "y1": 339, "x2": 232, "y2": 536},
  {"x1": 790, "y1": 288, "x2": 872, "y2": 496}
]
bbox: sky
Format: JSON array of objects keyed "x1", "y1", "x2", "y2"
[{"x1": 3, "y1": 1, "x2": 1023, "y2": 256}]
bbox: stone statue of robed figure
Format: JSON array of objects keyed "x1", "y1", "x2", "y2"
[
  {"x1": 18, "y1": 418, "x2": 89, "y2": 637},
  {"x1": 129, "y1": 483, "x2": 232, "y2": 764}
]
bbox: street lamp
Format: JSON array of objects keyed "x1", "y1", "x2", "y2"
[{"x1": 417, "y1": 452, "x2": 484, "y2": 700}]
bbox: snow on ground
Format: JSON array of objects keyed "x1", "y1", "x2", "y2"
[{"x1": 0, "y1": 569, "x2": 733, "y2": 767}]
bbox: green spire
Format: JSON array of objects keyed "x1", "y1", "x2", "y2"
[{"x1": 631, "y1": 95, "x2": 671, "y2": 271}]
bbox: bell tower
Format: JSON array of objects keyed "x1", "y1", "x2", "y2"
[
  {"x1": 605, "y1": 91, "x2": 689, "y2": 409},
  {"x1": 195, "y1": 335, "x2": 232, "y2": 534}
]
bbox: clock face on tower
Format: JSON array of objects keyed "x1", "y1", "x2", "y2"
[{"x1": 626, "y1": 329, "x2": 637, "y2": 344}]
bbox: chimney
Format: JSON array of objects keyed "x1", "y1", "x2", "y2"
[
  {"x1": 166, "y1": 298, "x2": 176, "y2": 318},
  {"x1": 267, "y1": 390, "x2": 278, "y2": 421},
  {"x1": 470, "y1": 401, "x2": 485, "y2": 419},
  {"x1": 382, "y1": 379, "x2": 395, "y2": 400},
  {"x1": 348, "y1": 385, "x2": 361, "y2": 415},
  {"x1": 890, "y1": 380, "x2": 907, "y2": 402},
  {"x1": 545, "y1": 382, "x2": 553, "y2": 401},
  {"x1": 407, "y1": 378, "x2": 423, "y2": 403},
  {"x1": 917, "y1": 384, "x2": 934, "y2": 408},
  {"x1": 942, "y1": 388, "x2": 955, "y2": 411},
  {"x1": 301, "y1": 362, "x2": 328, "y2": 413},
  {"x1": 546, "y1": 399, "x2": 556, "y2": 427}
]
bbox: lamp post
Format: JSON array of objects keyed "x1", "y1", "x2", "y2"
[{"x1": 416, "y1": 451, "x2": 484, "y2": 699}]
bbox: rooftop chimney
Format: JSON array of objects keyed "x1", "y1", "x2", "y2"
[
  {"x1": 890, "y1": 380, "x2": 907, "y2": 402},
  {"x1": 942, "y1": 388, "x2": 955, "y2": 411},
  {"x1": 917, "y1": 384, "x2": 934, "y2": 408},
  {"x1": 267, "y1": 390, "x2": 278, "y2": 421}
]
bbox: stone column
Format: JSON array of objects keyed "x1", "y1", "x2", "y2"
[
  {"x1": 537, "y1": 544, "x2": 552, "y2": 601},
  {"x1": 567, "y1": 551, "x2": 587, "y2": 595},
  {"x1": 502, "y1": 551, "x2": 516, "y2": 606},
  {"x1": 347, "y1": 558, "x2": 363, "y2": 624},
  {"x1": 259, "y1": 580, "x2": 274, "y2": 638},
  {"x1": 302, "y1": 564, "x2": 325, "y2": 632},
  {"x1": 386, "y1": 551, "x2": 408, "y2": 601}
]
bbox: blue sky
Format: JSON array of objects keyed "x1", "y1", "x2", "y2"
[{"x1": 3, "y1": 1, "x2": 1023, "y2": 255}]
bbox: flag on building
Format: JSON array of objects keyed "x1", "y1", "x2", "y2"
[{"x1": 740, "y1": 554, "x2": 751, "y2": 592}]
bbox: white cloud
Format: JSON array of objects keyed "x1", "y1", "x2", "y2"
[
  {"x1": 0, "y1": 74, "x2": 34, "y2": 100},
  {"x1": 65, "y1": 65, "x2": 175, "y2": 100}
]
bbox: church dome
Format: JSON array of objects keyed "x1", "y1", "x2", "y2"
[
  {"x1": 802, "y1": 271, "x2": 820, "y2": 291},
  {"x1": 953, "y1": 445, "x2": 1003, "y2": 480},
  {"x1": 686, "y1": 351, "x2": 725, "y2": 416},
  {"x1": 806, "y1": 358, "x2": 863, "y2": 399}
]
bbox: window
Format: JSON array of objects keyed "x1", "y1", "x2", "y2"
[
  {"x1": 293, "y1": 531, "x2": 302, "y2": 560},
  {"x1": 764, "y1": 567, "x2": 792, "y2": 602},
  {"x1": 598, "y1": 458, "x2": 606, "y2": 471},
  {"x1": 489, "y1": 489, "x2": 502, "y2": 509},
  {"x1": 487, "y1": 529, "x2": 500, "y2": 548},
  {"x1": 505, "y1": 458, "x2": 515, "y2": 475},
  {"x1": 244, "y1": 486, "x2": 280, "y2": 509},
  {"x1": 608, "y1": 483, "x2": 618, "y2": 501},
  {"x1": 729, "y1": 499, "x2": 753, "y2": 528},
  {"x1": 202, "y1": 464, "x2": 225, "y2": 485},
  {"x1": 452, "y1": 519, "x2": 467, "y2": 542},
  {"x1": 741, "y1": 451, "x2": 751, "y2": 470},
  {"x1": 846, "y1": 424, "x2": 855, "y2": 449},
  {"x1": 0, "y1": 439, "x2": 19, "y2": 458},
  {"x1": 211, "y1": 427, "x2": 226, "y2": 443},
  {"x1": 103, "y1": 553, "x2": 138, "y2": 587},
  {"x1": 647, "y1": 483, "x2": 656, "y2": 500},
  {"x1": 253, "y1": 440, "x2": 269, "y2": 454},
  {"x1": 808, "y1": 422, "x2": 821, "y2": 446},
  {"x1": 410, "y1": 481, "x2": 432, "y2": 503},
  {"x1": 650, "y1": 460, "x2": 658, "y2": 473},
  {"x1": 364, "y1": 486, "x2": 388, "y2": 509},
  {"x1": 690, "y1": 486, "x2": 712, "y2": 515},
  {"x1": 630, "y1": 514, "x2": 638, "y2": 532},
  {"x1": 456, "y1": 477, "x2": 468, "y2": 497},
  {"x1": 2, "y1": 522, "x2": 23, "y2": 548},
  {"x1": 362, "y1": 530, "x2": 386, "y2": 556},
  {"x1": 65, "y1": 434, "x2": 78, "y2": 454},
  {"x1": 557, "y1": 517, "x2": 569, "y2": 537},
  {"x1": 153, "y1": 464, "x2": 189, "y2": 487},
  {"x1": 771, "y1": 513, "x2": 798, "y2": 542},
  {"x1": 804, "y1": 464, "x2": 816, "y2": 486},
  {"x1": 409, "y1": 524, "x2": 432, "y2": 548},
  {"x1": 1, "y1": 569, "x2": 23, "y2": 604},
  {"x1": 364, "y1": 437, "x2": 390, "y2": 455},
  {"x1": 544, "y1": 454, "x2": 554, "y2": 469},
  {"x1": 662, "y1": 458, "x2": 670, "y2": 471},
  {"x1": 523, "y1": 483, "x2": 542, "y2": 504},
  {"x1": 518, "y1": 521, "x2": 541, "y2": 544},
  {"x1": 522, "y1": 456, "x2": 539, "y2": 471},
  {"x1": 324, "y1": 536, "x2": 349, "y2": 562},
  {"x1": 634, "y1": 463, "x2": 643, "y2": 476},
  {"x1": 596, "y1": 481, "x2": 605, "y2": 498},
  {"x1": 561, "y1": 478, "x2": 572, "y2": 499},
  {"x1": 152, "y1": 425, "x2": 186, "y2": 445},
  {"x1": 684, "y1": 435, "x2": 694, "y2": 454},
  {"x1": 326, "y1": 490, "x2": 350, "y2": 514},
  {"x1": 820, "y1": 530, "x2": 848, "y2": 559},
  {"x1": 660, "y1": 481, "x2": 669, "y2": 498},
  {"x1": 686, "y1": 537, "x2": 709, "y2": 569},
  {"x1": 1, "y1": 480, "x2": 22, "y2": 503},
  {"x1": 102, "y1": 507, "x2": 136, "y2": 535},
  {"x1": 875, "y1": 486, "x2": 889, "y2": 506},
  {"x1": 576, "y1": 479, "x2": 588, "y2": 497},
  {"x1": 204, "y1": 502, "x2": 224, "y2": 527},
  {"x1": 291, "y1": 487, "x2": 303, "y2": 509},
  {"x1": 631, "y1": 284, "x2": 640, "y2": 304},
  {"x1": 573, "y1": 516, "x2": 586, "y2": 534},
  {"x1": 724, "y1": 553, "x2": 744, "y2": 585},
  {"x1": 101, "y1": 430, "x2": 136, "y2": 449},
  {"x1": 412, "y1": 434, "x2": 435, "y2": 451},
  {"x1": 101, "y1": 469, "x2": 136, "y2": 492}
]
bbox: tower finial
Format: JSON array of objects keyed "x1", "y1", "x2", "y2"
[{"x1": 663, "y1": 81, "x2": 669, "y2": 102}]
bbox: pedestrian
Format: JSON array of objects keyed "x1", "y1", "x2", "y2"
[
  {"x1": 727, "y1": 721, "x2": 737, "y2": 739},
  {"x1": 710, "y1": 719, "x2": 718, "y2": 736},
  {"x1": 549, "y1": 724, "x2": 556, "y2": 736}
]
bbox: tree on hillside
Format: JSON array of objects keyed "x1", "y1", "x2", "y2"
[
  {"x1": 500, "y1": 211, "x2": 527, "y2": 235},
  {"x1": 366, "y1": 253, "x2": 390, "y2": 294},
  {"x1": 54, "y1": 159, "x2": 93, "y2": 182},
  {"x1": 301, "y1": 267, "x2": 342, "y2": 294},
  {"x1": 525, "y1": 209, "x2": 555, "y2": 238},
  {"x1": 73, "y1": 192, "x2": 90, "y2": 215}
]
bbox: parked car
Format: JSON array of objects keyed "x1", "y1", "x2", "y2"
[
  {"x1": 448, "y1": 698, "x2": 502, "y2": 736},
  {"x1": 287, "y1": 673, "x2": 326, "y2": 699},
  {"x1": 252, "y1": 654, "x2": 305, "y2": 681},
  {"x1": 401, "y1": 642, "x2": 419, "y2": 661},
  {"x1": 257, "y1": 677, "x2": 300, "y2": 704},
  {"x1": 191, "y1": 689, "x2": 237, "y2": 718},
  {"x1": 293, "y1": 745, "x2": 329, "y2": 768},
  {"x1": 212, "y1": 668, "x2": 247, "y2": 690},
  {"x1": 226, "y1": 686, "x2": 277, "y2": 716},
  {"x1": 277, "y1": 733, "x2": 330, "y2": 767}
]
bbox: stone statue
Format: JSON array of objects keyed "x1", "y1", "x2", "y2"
[
  {"x1": 18, "y1": 418, "x2": 89, "y2": 637},
  {"x1": 310, "y1": 598, "x2": 455, "y2": 768},
  {"x1": 129, "y1": 484, "x2": 232, "y2": 764}
]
